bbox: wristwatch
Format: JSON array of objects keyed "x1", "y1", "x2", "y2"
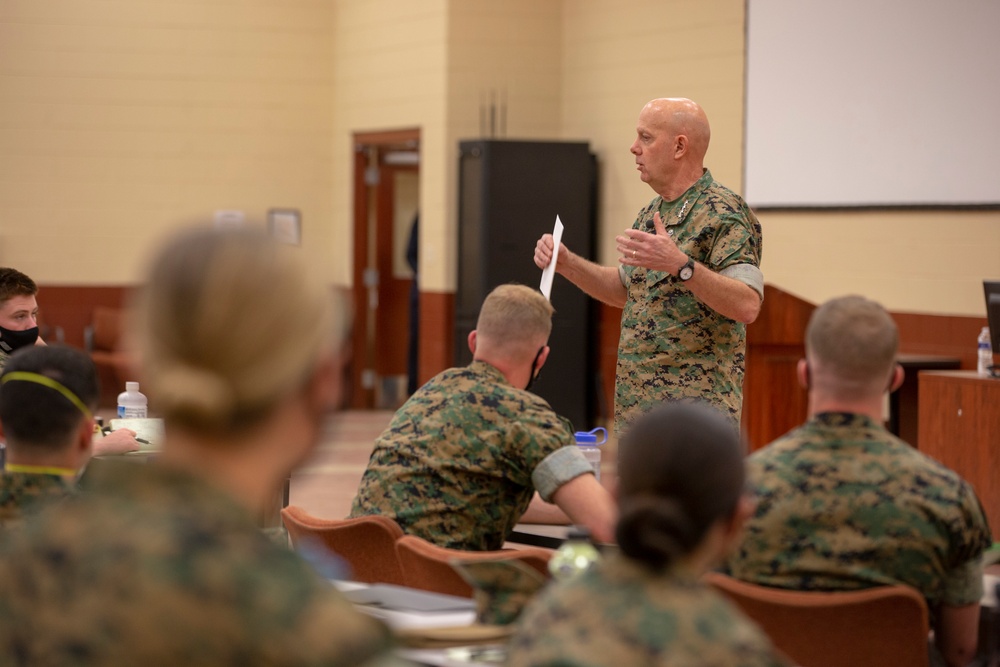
[{"x1": 678, "y1": 257, "x2": 695, "y2": 281}]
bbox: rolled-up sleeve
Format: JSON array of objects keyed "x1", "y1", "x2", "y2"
[
  {"x1": 531, "y1": 446, "x2": 594, "y2": 502},
  {"x1": 720, "y1": 263, "x2": 764, "y2": 300}
]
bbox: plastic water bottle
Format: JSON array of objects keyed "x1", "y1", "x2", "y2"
[
  {"x1": 978, "y1": 327, "x2": 993, "y2": 376},
  {"x1": 548, "y1": 526, "x2": 601, "y2": 582},
  {"x1": 117, "y1": 382, "x2": 148, "y2": 418},
  {"x1": 574, "y1": 427, "x2": 607, "y2": 481}
]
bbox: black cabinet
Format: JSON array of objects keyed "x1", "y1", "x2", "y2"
[{"x1": 455, "y1": 140, "x2": 597, "y2": 430}]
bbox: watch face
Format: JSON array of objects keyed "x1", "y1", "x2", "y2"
[{"x1": 679, "y1": 262, "x2": 694, "y2": 281}]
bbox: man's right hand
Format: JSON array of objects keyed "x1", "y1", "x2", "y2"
[
  {"x1": 534, "y1": 234, "x2": 558, "y2": 271},
  {"x1": 93, "y1": 428, "x2": 141, "y2": 456}
]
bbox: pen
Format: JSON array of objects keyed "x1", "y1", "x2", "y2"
[{"x1": 101, "y1": 426, "x2": 151, "y2": 445}]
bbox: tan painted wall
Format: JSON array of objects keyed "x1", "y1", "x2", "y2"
[
  {"x1": 560, "y1": 0, "x2": 746, "y2": 273},
  {"x1": 329, "y1": 0, "x2": 447, "y2": 286},
  {"x1": 0, "y1": 0, "x2": 337, "y2": 283},
  {"x1": 561, "y1": 0, "x2": 999, "y2": 317},
  {"x1": 2, "y1": 0, "x2": 996, "y2": 316}
]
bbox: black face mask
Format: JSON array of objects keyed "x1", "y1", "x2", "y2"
[
  {"x1": 524, "y1": 346, "x2": 545, "y2": 392},
  {"x1": 0, "y1": 326, "x2": 39, "y2": 354}
]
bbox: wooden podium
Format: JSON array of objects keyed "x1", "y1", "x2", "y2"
[
  {"x1": 742, "y1": 285, "x2": 813, "y2": 450},
  {"x1": 743, "y1": 286, "x2": 972, "y2": 452},
  {"x1": 918, "y1": 371, "x2": 1000, "y2": 530}
]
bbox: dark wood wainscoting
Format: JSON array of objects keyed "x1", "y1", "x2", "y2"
[
  {"x1": 418, "y1": 290, "x2": 454, "y2": 387},
  {"x1": 40, "y1": 284, "x2": 985, "y2": 441},
  {"x1": 36, "y1": 285, "x2": 131, "y2": 349},
  {"x1": 596, "y1": 285, "x2": 987, "y2": 451}
]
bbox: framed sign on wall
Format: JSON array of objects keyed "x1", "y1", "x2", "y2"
[{"x1": 268, "y1": 208, "x2": 301, "y2": 245}]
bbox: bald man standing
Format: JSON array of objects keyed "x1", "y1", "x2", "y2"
[{"x1": 534, "y1": 98, "x2": 763, "y2": 433}]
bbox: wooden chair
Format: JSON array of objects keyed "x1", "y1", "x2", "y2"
[
  {"x1": 85, "y1": 306, "x2": 135, "y2": 407},
  {"x1": 280, "y1": 506, "x2": 405, "y2": 585},
  {"x1": 395, "y1": 534, "x2": 553, "y2": 598},
  {"x1": 705, "y1": 572, "x2": 930, "y2": 667}
]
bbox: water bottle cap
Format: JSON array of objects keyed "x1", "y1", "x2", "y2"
[
  {"x1": 126, "y1": 381, "x2": 139, "y2": 392},
  {"x1": 573, "y1": 427, "x2": 607, "y2": 446}
]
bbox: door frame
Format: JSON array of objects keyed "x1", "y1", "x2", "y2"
[{"x1": 350, "y1": 128, "x2": 420, "y2": 409}]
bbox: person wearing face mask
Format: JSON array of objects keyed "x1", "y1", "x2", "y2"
[
  {"x1": 0, "y1": 345, "x2": 98, "y2": 530},
  {"x1": 0, "y1": 227, "x2": 396, "y2": 665},
  {"x1": 350, "y1": 283, "x2": 615, "y2": 551},
  {"x1": 0, "y1": 267, "x2": 139, "y2": 456},
  {"x1": 0, "y1": 268, "x2": 45, "y2": 369}
]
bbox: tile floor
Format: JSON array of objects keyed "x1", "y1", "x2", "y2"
[{"x1": 288, "y1": 410, "x2": 396, "y2": 518}]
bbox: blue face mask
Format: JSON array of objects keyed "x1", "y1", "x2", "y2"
[{"x1": 0, "y1": 326, "x2": 39, "y2": 354}]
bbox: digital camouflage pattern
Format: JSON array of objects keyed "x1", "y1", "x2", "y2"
[
  {"x1": 507, "y1": 553, "x2": 791, "y2": 667},
  {"x1": 727, "y1": 412, "x2": 993, "y2": 609},
  {"x1": 616, "y1": 170, "x2": 762, "y2": 434},
  {"x1": 0, "y1": 472, "x2": 73, "y2": 529},
  {"x1": 350, "y1": 361, "x2": 587, "y2": 551},
  {"x1": 0, "y1": 460, "x2": 396, "y2": 667}
]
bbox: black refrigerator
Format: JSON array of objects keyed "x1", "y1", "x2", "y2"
[{"x1": 455, "y1": 139, "x2": 598, "y2": 430}]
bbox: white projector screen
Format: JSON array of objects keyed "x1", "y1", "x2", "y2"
[{"x1": 744, "y1": 0, "x2": 1000, "y2": 208}]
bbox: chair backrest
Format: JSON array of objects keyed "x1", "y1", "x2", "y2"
[
  {"x1": 280, "y1": 506, "x2": 405, "y2": 585},
  {"x1": 91, "y1": 306, "x2": 124, "y2": 352},
  {"x1": 704, "y1": 572, "x2": 930, "y2": 667},
  {"x1": 395, "y1": 534, "x2": 553, "y2": 598}
]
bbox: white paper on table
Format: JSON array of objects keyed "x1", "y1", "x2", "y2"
[{"x1": 539, "y1": 215, "x2": 564, "y2": 301}]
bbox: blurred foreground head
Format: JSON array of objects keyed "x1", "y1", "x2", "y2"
[
  {"x1": 616, "y1": 401, "x2": 746, "y2": 571},
  {"x1": 132, "y1": 227, "x2": 341, "y2": 435}
]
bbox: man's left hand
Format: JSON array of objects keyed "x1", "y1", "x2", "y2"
[{"x1": 616, "y1": 212, "x2": 689, "y2": 275}]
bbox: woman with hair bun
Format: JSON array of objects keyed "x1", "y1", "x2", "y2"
[
  {"x1": 507, "y1": 401, "x2": 791, "y2": 667},
  {"x1": 0, "y1": 227, "x2": 396, "y2": 665}
]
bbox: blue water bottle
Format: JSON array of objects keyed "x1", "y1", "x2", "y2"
[{"x1": 573, "y1": 427, "x2": 607, "y2": 481}]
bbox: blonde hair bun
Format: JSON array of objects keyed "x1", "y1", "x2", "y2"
[
  {"x1": 132, "y1": 227, "x2": 339, "y2": 432},
  {"x1": 151, "y1": 364, "x2": 237, "y2": 428}
]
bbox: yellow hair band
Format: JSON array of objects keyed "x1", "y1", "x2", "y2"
[{"x1": 0, "y1": 371, "x2": 93, "y2": 420}]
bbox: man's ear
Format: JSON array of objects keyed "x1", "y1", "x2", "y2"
[
  {"x1": 674, "y1": 134, "x2": 688, "y2": 159},
  {"x1": 888, "y1": 363, "x2": 905, "y2": 393},
  {"x1": 467, "y1": 330, "x2": 477, "y2": 355},
  {"x1": 76, "y1": 417, "x2": 96, "y2": 457},
  {"x1": 797, "y1": 358, "x2": 810, "y2": 389},
  {"x1": 534, "y1": 345, "x2": 550, "y2": 372}
]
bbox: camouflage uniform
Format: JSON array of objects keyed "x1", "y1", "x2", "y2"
[
  {"x1": 350, "y1": 361, "x2": 593, "y2": 551},
  {"x1": 507, "y1": 552, "x2": 791, "y2": 667},
  {"x1": 727, "y1": 412, "x2": 993, "y2": 611},
  {"x1": 0, "y1": 460, "x2": 397, "y2": 666},
  {"x1": 0, "y1": 471, "x2": 73, "y2": 529},
  {"x1": 616, "y1": 169, "x2": 763, "y2": 433}
]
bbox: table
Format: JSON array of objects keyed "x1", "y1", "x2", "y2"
[
  {"x1": 889, "y1": 354, "x2": 961, "y2": 448},
  {"x1": 917, "y1": 371, "x2": 1000, "y2": 530},
  {"x1": 507, "y1": 523, "x2": 570, "y2": 549},
  {"x1": 333, "y1": 581, "x2": 503, "y2": 666}
]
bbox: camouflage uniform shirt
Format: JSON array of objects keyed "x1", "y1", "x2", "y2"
[
  {"x1": 507, "y1": 552, "x2": 791, "y2": 667},
  {"x1": 0, "y1": 471, "x2": 74, "y2": 529},
  {"x1": 727, "y1": 412, "x2": 993, "y2": 610},
  {"x1": 350, "y1": 361, "x2": 593, "y2": 551},
  {"x1": 0, "y1": 460, "x2": 396, "y2": 666},
  {"x1": 616, "y1": 169, "x2": 763, "y2": 433}
]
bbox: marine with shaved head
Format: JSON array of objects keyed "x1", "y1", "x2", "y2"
[
  {"x1": 534, "y1": 98, "x2": 763, "y2": 433},
  {"x1": 727, "y1": 295, "x2": 991, "y2": 667}
]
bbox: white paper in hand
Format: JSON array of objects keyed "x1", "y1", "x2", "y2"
[{"x1": 539, "y1": 216, "x2": 564, "y2": 301}]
